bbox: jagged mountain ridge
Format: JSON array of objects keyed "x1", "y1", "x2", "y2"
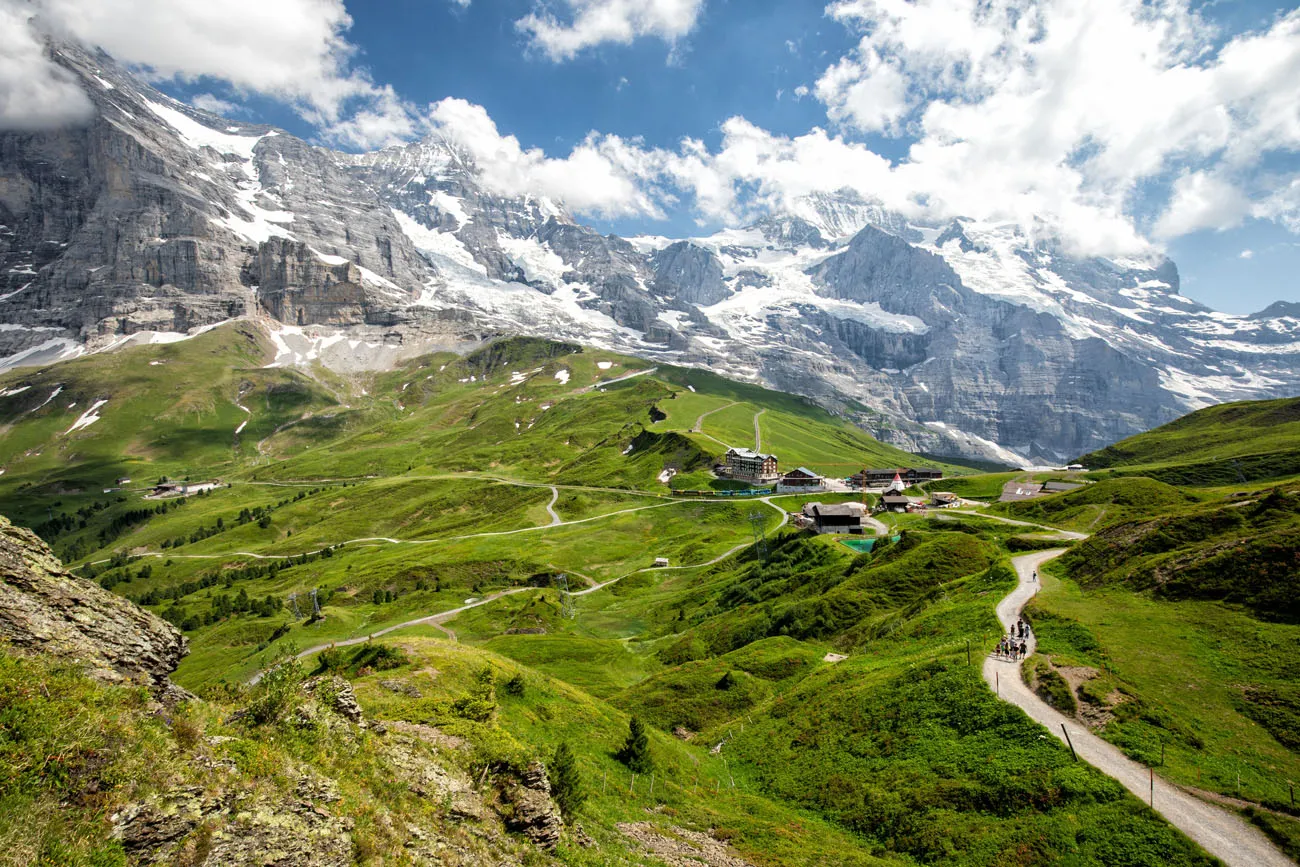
[{"x1": 1, "y1": 42, "x2": 1297, "y2": 463}]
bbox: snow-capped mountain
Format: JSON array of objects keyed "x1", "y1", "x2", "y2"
[{"x1": 2, "y1": 43, "x2": 1297, "y2": 464}]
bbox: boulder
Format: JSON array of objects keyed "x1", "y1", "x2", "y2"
[
  {"x1": 0, "y1": 516, "x2": 189, "y2": 701},
  {"x1": 504, "y1": 762, "x2": 564, "y2": 851}
]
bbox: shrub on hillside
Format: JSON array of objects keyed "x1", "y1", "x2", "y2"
[
  {"x1": 550, "y1": 742, "x2": 586, "y2": 821},
  {"x1": 616, "y1": 716, "x2": 653, "y2": 774}
]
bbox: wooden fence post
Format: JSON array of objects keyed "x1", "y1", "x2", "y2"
[{"x1": 1061, "y1": 724, "x2": 1078, "y2": 762}]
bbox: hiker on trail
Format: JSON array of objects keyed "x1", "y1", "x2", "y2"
[{"x1": 1019, "y1": 639, "x2": 1027, "y2": 659}]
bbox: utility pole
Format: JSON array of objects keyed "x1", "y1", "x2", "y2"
[
  {"x1": 747, "y1": 511, "x2": 769, "y2": 561},
  {"x1": 554, "y1": 574, "x2": 575, "y2": 619},
  {"x1": 310, "y1": 588, "x2": 320, "y2": 618}
]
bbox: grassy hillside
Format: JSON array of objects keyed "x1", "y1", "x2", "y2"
[
  {"x1": 990, "y1": 477, "x2": 1202, "y2": 532},
  {"x1": 0, "y1": 326, "x2": 1278, "y2": 865},
  {"x1": 1022, "y1": 483, "x2": 1300, "y2": 855},
  {"x1": 1079, "y1": 397, "x2": 1300, "y2": 486},
  {"x1": 647, "y1": 367, "x2": 958, "y2": 480}
]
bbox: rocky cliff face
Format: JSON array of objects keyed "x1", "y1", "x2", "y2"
[
  {"x1": 2, "y1": 42, "x2": 1298, "y2": 463},
  {"x1": 0, "y1": 515, "x2": 188, "y2": 701}
]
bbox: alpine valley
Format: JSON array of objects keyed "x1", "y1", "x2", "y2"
[{"x1": 3, "y1": 43, "x2": 1298, "y2": 467}]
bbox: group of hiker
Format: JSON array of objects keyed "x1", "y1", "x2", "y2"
[{"x1": 997, "y1": 618, "x2": 1032, "y2": 660}]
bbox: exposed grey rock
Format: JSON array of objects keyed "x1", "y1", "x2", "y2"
[
  {"x1": 651, "y1": 241, "x2": 729, "y2": 306},
  {"x1": 3, "y1": 39, "x2": 1299, "y2": 464},
  {"x1": 504, "y1": 762, "x2": 564, "y2": 851},
  {"x1": 379, "y1": 677, "x2": 423, "y2": 697},
  {"x1": 1252, "y1": 300, "x2": 1300, "y2": 320},
  {"x1": 302, "y1": 675, "x2": 364, "y2": 724},
  {"x1": 753, "y1": 215, "x2": 828, "y2": 249},
  {"x1": 114, "y1": 779, "x2": 355, "y2": 866},
  {"x1": 0, "y1": 515, "x2": 189, "y2": 701}
]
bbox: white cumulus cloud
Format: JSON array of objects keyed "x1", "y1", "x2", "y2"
[
  {"x1": 517, "y1": 0, "x2": 706, "y2": 61},
  {"x1": 3, "y1": 0, "x2": 419, "y2": 148},
  {"x1": 0, "y1": 3, "x2": 93, "y2": 130},
  {"x1": 189, "y1": 93, "x2": 241, "y2": 116},
  {"x1": 806, "y1": 0, "x2": 1300, "y2": 254},
  {"x1": 427, "y1": 97, "x2": 671, "y2": 219}
]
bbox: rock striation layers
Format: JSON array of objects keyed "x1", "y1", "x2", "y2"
[{"x1": 0, "y1": 515, "x2": 189, "y2": 701}]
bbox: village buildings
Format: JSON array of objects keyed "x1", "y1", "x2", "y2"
[
  {"x1": 998, "y1": 479, "x2": 1086, "y2": 502},
  {"x1": 724, "y1": 448, "x2": 780, "y2": 483},
  {"x1": 880, "y1": 493, "x2": 913, "y2": 513},
  {"x1": 849, "y1": 467, "x2": 943, "y2": 488},
  {"x1": 801, "y1": 502, "x2": 868, "y2": 534},
  {"x1": 777, "y1": 466, "x2": 825, "y2": 493}
]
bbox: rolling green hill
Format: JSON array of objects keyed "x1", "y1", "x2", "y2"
[
  {"x1": 2, "y1": 325, "x2": 1291, "y2": 865},
  {"x1": 1021, "y1": 481, "x2": 1300, "y2": 857},
  {"x1": 1078, "y1": 396, "x2": 1300, "y2": 486},
  {"x1": 990, "y1": 477, "x2": 1202, "y2": 532}
]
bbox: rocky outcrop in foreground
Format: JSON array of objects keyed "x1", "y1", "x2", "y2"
[
  {"x1": 0, "y1": 516, "x2": 189, "y2": 701},
  {"x1": 504, "y1": 762, "x2": 565, "y2": 851}
]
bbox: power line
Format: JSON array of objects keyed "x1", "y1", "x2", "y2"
[
  {"x1": 747, "y1": 511, "x2": 770, "y2": 561},
  {"x1": 555, "y1": 573, "x2": 575, "y2": 619}
]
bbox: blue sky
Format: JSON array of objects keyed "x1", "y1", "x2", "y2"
[{"x1": 14, "y1": 0, "x2": 1297, "y2": 315}]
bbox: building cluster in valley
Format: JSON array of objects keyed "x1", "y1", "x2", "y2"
[
  {"x1": 998, "y1": 479, "x2": 1084, "y2": 503},
  {"x1": 713, "y1": 447, "x2": 960, "y2": 535}
]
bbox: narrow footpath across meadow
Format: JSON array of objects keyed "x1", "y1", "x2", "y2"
[
  {"x1": 90, "y1": 498, "x2": 687, "y2": 567},
  {"x1": 544, "y1": 486, "x2": 561, "y2": 526},
  {"x1": 690, "y1": 401, "x2": 739, "y2": 435},
  {"x1": 944, "y1": 510, "x2": 1089, "y2": 539},
  {"x1": 248, "y1": 497, "x2": 791, "y2": 683},
  {"x1": 986, "y1": 550, "x2": 1293, "y2": 867}
]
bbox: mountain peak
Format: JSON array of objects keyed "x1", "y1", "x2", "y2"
[{"x1": 1252, "y1": 300, "x2": 1300, "y2": 320}]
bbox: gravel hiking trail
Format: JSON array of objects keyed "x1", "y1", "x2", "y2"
[
  {"x1": 249, "y1": 498, "x2": 790, "y2": 684},
  {"x1": 545, "y1": 486, "x2": 561, "y2": 526},
  {"x1": 987, "y1": 549, "x2": 1293, "y2": 867},
  {"x1": 691, "y1": 401, "x2": 739, "y2": 434}
]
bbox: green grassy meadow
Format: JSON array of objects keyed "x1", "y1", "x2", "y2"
[{"x1": 2, "y1": 326, "x2": 1296, "y2": 865}]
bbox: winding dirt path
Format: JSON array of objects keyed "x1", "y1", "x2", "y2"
[
  {"x1": 545, "y1": 486, "x2": 562, "y2": 526},
  {"x1": 753, "y1": 409, "x2": 766, "y2": 452},
  {"x1": 93, "y1": 499, "x2": 690, "y2": 567},
  {"x1": 580, "y1": 366, "x2": 659, "y2": 393},
  {"x1": 249, "y1": 587, "x2": 529, "y2": 684},
  {"x1": 987, "y1": 550, "x2": 1293, "y2": 867},
  {"x1": 248, "y1": 498, "x2": 790, "y2": 683},
  {"x1": 945, "y1": 509, "x2": 1089, "y2": 540},
  {"x1": 691, "y1": 401, "x2": 739, "y2": 434},
  {"x1": 863, "y1": 515, "x2": 890, "y2": 537},
  {"x1": 234, "y1": 402, "x2": 251, "y2": 441}
]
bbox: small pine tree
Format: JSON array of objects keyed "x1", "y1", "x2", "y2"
[
  {"x1": 616, "y1": 716, "x2": 653, "y2": 774},
  {"x1": 550, "y1": 742, "x2": 586, "y2": 821},
  {"x1": 503, "y1": 672, "x2": 526, "y2": 696}
]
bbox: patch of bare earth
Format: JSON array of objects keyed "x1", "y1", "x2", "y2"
[{"x1": 617, "y1": 822, "x2": 756, "y2": 867}]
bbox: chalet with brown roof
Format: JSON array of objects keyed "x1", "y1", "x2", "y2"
[{"x1": 801, "y1": 502, "x2": 868, "y2": 534}]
